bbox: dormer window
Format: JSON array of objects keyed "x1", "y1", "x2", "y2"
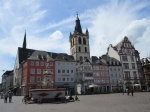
[
  {"x1": 37, "y1": 55, "x2": 42, "y2": 60},
  {"x1": 43, "y1": 55, "x2": 46, "y2": 60}
]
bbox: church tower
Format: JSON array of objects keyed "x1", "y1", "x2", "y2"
[
  {"x1": 69, "y1": 15, "x2": 90, "y2": 61},
  {"x1": 23, "y1": 31, "x2": 26, "y2": 49}
]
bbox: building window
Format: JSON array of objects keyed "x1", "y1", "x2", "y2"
[
  {"x1": 79, "y1": 46, "x2": 81, "y2": 52},
  {"x1": 67, "y1": 78, "x2": 69, "y2": 81},
  {"x1": 62, "y1": 78, "x2": 65, "y2": 81},
  {"x1": 37, "y1": 69, "x2": 41, "y2": 74},
  {"x1": 110, "y1": 68, "x2": 112, "y2": 71},
  {"x1": 40, "y1": 61, "x2": 44, "y2": 66},
  {"x1": 36, "y1": 61, "x2": 39, "y2": 66},
  {"x1": 71, "y1": 78, "x2": 73, "y2": 81},
  {"x1": 58, "y1": 78, "x2": 61, "y2": 81},
  {"x1": 71, "y1": 70, "x2": 73, "y2": 73},
  {"x1": 122, "y1": 56, "x2": 128, "y2": 61},
  {"x1": 62, "y1": 70, "x2": 65, "y2": 73},
  {"x1": 112, "y1": 79, "x2": 114, "y2": 83},
  {"x1": 127, "y1": 49, "x2": 131, "y2": 54},
  {"x1": 58, "y1": 69, "x2": 61, "y2": 73},
  {"x1": 78, "y1": 37, "x2": 81, "y2": 44},
  {"x1": 30, "y1": 69, "x2": 35, "y2": 74},
  {"x1": 133, "y1": 71, "x2": 137, "y2": 79},
  {"x1": 131, "y1": 56, "x2": 134, "y2": 62},
  {"x1": 123, "y1": 63, "x2": 129, "y2": 69},
  {"x1": 124, "y1": 71, "x2": 130, "y2": 79},
  {"x1": 102, "y1": 79, "x2": 105, "y2": 83},
  {"x1": 36, "y1": 77, "x2": 41, "y2": 82},
  {"x1": 106, "y1": 78, "x2": 109, "y2": 83},
  {"x1": 67, "y1": 70, "x2": 69, "y2": 73},
  {"x1": 30, "y1": 76, "x2": 35, "y2": 83},
  {"x1": 83, "y1": 38, "x2": 86, "y2": 45},
  {"x1": 85, "y1": 47, "x2": 87, "y2": 52},
  {"x1": 31, "y1": 61, "x2": 34, "y2": 66},
  {"x1": 132, "y1": 63, "x2": 135, "y2": 69}
]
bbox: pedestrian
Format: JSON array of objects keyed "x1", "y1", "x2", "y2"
[
  {"x1": 127, "y1": 88, "x2": 130, "y2": 96},
  {"x1": 8, "y1": 91, "x2": 13, "y2": 103},
  {"x1": 4, "y1": 92, "x2": 8, "y2": 103},
  {"x1": 131, "y1": 89, "x2": 134, "y2": 96},
  {"x1": 75, "y1": 95, "x2": 79, "y2": 101}
]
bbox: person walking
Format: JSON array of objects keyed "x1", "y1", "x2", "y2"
[
  {"x1": 4, "y1": 92, "x2": 8, "y2": 103},
  {"x1": 127, "y1": 88, "x2": 130, "y2": 96},
  {"x1": 8, "y1": 91, "x2": 13, "y2": 103},
  {"x1": 131, "y1": 89, "x2": 134, "y2": 97},
  {"x1": 75, "y1": 95, "x2": 79, "y2": 101}
]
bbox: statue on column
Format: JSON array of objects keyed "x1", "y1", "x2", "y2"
[{"x1": 42, "y1": 54, "x2": 54, "y2": 89}]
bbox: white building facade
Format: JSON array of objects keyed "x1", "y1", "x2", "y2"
[{"x1": 107, "y1": 36, "x2": 141, "y2": 91}]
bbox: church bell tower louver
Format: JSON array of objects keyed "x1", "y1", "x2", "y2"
[{"x1": 69, "y1": 14, "x2": 90, "y2": 61}]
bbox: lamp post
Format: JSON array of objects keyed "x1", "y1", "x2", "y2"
[{"x1": 76, "y1": 65, "x2": 84, "y2": 95}]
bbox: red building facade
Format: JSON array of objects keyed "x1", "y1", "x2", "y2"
[{"x1": 22, "y1": 59, "x2": 55, "y2": 94}]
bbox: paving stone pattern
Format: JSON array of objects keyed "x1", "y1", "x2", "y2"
[{"x1": 0, "y1": 92, "x2": 150, "y2": 112}]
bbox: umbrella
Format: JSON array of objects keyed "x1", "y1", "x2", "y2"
[{"x1": 89, "y1": 84, "x2": 99, "y2": 88}]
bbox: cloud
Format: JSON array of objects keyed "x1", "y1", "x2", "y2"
[
  {"x1": 80, "y1": 0, "x2": 150, "y2": 58},
  {"x1": 0, "y1": 0, "x2": 150, "y2": 82}
]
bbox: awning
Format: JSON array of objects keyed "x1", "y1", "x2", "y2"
[
  {"x1": 133, "y1": 84, "x2": 140, "y2": 86},
  {"x1": 89, "y1": 84, "x2": 99, "y2": 88}
]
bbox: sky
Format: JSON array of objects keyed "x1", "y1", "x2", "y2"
[{"x1": 0, "y1": 0, "x2": 150, "y2": 82}]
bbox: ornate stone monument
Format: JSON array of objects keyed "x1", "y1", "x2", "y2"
[{"x1": 42, "y1": 54, "x2": 54, "y2": 89}]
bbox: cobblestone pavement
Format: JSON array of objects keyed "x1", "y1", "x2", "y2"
[{"x1": 0, "y1": 92, "x2": 150, "y2": 112}]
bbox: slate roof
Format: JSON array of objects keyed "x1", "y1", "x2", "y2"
[
  {"x1": 91, "y1": 56, "x2": 107, "y2": 65},
  {"x1": 101, "y1": 54, "x2": 121, "y2": 66},
  {"x1": 18, "y1": 47, "x2": 75, "y2": 65}
]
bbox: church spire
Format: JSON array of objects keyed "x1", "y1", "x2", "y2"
[
  {"x1": 23, "y1": 31, "x2": 26, "y2": 49},
  {"x1": 74, "y1": 13, "x2": 82, "y2": 34}
]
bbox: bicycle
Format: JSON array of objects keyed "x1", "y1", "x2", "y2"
[{"x1": 22, "y1": 97, "x2": 29, "y2": 104}]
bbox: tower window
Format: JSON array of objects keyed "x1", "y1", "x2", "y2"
[
  {"x1": 83, "y1": 38, "x2": 86, "y2": 45},
  {"x1": 79, "y1": 46, "x2": 81, "y2": 52},
  {"x1": 78, "y1": 37, "x2": 81, "y2": 44},
  {"x1": 85, "y1": 47, "x2": 87, "y2": 52},
  {"x1": 71, "y1": 40, "x2": 73, "y2": 47},
  {"x1": 73, "y1": 38, "x2": 74, "y2": 45}
]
